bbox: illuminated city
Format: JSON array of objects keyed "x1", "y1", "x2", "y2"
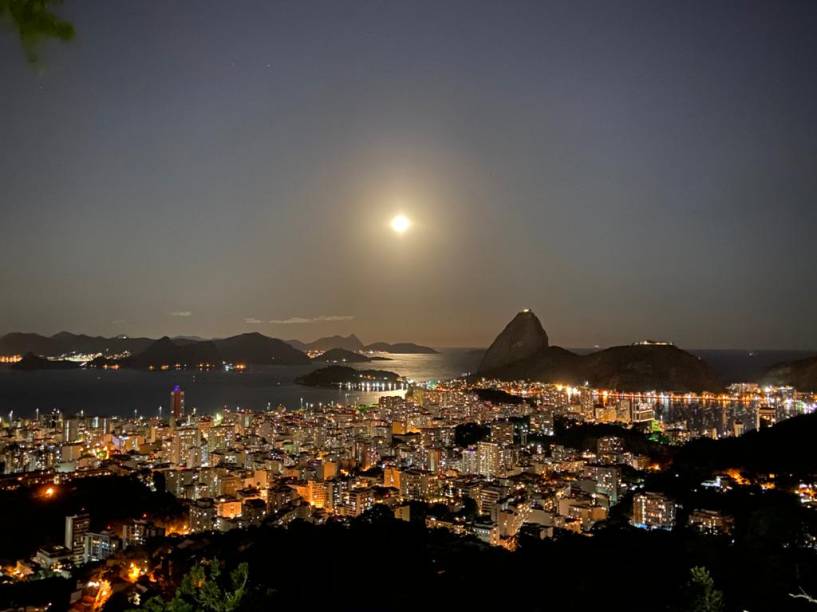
[
  {"x1": 0, "y1": 369, "x2": 816, "y2": 608},
  {"x1": 2, "y1": 0, "x2": 817, "y2": 610}
]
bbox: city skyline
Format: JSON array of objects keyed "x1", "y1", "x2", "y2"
[
  {"x1": 2, "y1": 1, "x2": 817, "y2": 349},
  {"x1": 1, "y1": 374, "x2": 814, "y2": 610}
]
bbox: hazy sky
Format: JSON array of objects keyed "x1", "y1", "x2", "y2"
[{"x1": 2, "y1": 0, "x2": 816, "y2": 349}]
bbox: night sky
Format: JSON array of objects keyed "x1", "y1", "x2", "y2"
[{"x1": 1, "y1": 0, "x2": 816, "y2": 349}]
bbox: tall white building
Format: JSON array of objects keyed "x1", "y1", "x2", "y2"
[
  {"x1": 65, "y1": 513, "x2": 90, "y2": 565},
  {"x1": 477, "y1": 441, "x2": 500, "y2": 479}
]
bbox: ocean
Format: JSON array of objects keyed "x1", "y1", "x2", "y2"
[
  {"x1": 0, "y1": 349, "x2": 482, "y2": 418},
  {"x1": 0, "y1": 348, "x2": 811, "y2": 418}
]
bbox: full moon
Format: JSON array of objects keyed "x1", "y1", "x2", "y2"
[{"x1": 390, "y1": 214, "x2": 412, "y2": 234}]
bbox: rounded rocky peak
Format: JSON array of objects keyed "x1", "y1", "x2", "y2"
[
  {"x1": 513, "y1": 308, "x2": 538, "y2": 322},
  {"x1": 506, "y1": 309, "x2": 548, "y2": 336},
  {"x1": 478, "y1": 309, "x2": 549, "y2": 374}
]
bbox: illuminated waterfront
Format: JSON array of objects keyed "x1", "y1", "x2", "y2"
[
  {"x1": 0, "y1": 350, "x2": 481, "y2": 418},
  {"x1": 1, "y1": 349, "x2": 812, "y2": 419}
]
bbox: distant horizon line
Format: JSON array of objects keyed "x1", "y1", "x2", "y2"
[{"x1": 0, "y1": 329, "x2": 815, "y2": 355}]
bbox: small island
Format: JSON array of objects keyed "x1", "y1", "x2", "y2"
[{"x1": 295, "y1": 365, "x2": 402, "y2": 387}]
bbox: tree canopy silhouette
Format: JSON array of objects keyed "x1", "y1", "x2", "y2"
[
  {"x1": 135, "y1": 559, "x2": 248, "y2": 612},
  {"x1": 0, "y1": 0, "x2": 74, "y2": 63}
]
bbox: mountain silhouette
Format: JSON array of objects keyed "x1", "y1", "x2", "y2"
[
  {"x1": 477, "y1": 310, "x2": 721, "y2": 392},
  {"x1": 761, "y1": 353, "x2": 817, "y2": 390},
  {"x1": 214, "y1": 332, "x2": 310, "y2": 365},
  {"x1": 478, "y1": 309, "x2": 549, "y2": 372}
]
